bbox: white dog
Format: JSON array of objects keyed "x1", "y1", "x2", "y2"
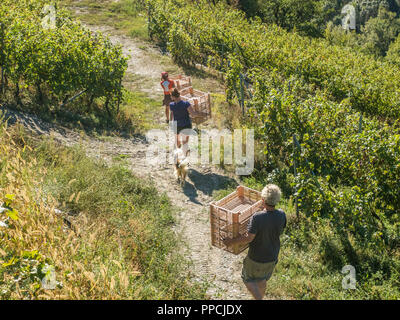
[{"x1": 173, "y1": 147, "x2": 189, "y2": 185}]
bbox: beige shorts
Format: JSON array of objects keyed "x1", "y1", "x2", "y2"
[{"x1": 241, "y1": 255, "x2": 277, "y2": 283}]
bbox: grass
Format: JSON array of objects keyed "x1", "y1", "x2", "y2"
[
  {"x1": 60, "y1": 0, "x2": 149, "y2": 41},
  {"x1": 212, "y1": 173, "x2": 400, "y2": 300},
  {"x1": 267, "y1": 215, "x2": 400, "y2": 300},
  {"x1": 119, "y1": 89, "x2": 164, "y2": 134},
  {"x1": 0, "y1": 120, "x2": 209, "y2": 299}
]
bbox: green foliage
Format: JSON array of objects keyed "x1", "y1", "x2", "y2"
[
  {"x1": 268, "y1": 216, "x2": 400, "y2": 299},
  {"x1": 324, "y1": 22, "x2": 360, "y2": 47},
  {"x1": 237, "y1": 0, "x2": 400, "y2": 37},
  {"x1": 386, "y1": 32, "x2": 400, "y2": 64},
  {"x1": 360, "y1": 7, "x2": 400, "y2": 57},
  {"x1": 147, "y1": 0, "x2": 400, "y2": 119},
  {"x1": 239, "y1": 0, "x2": 324, "y2": 37},
  {"x1": 356, "y1": 0, "x2": 392, "y2": 25},
  {"x1": 0, "y1": 0, "x2": 127, "y2": 117},
  {"x1": 246, "y1": 79, "x2": 400, "y2": 229},
  {"x1": 235, "y1": 0, "x2": 400, "y2": 57}
]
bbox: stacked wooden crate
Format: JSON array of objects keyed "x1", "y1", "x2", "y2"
[
  {"x1": 179, "y1": 87, "x2": 211, "y2": 125},
  {"x1": 171, "y1": 75, "x2": 212, "y2": 125},
  {"x1": 210, "y1": 186, "x2": 264, "y2": 255},
  {"x1": 169, "y1": 75, "x2": 192, "y2": 91}
]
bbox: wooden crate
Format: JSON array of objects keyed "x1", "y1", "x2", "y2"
[
  {"x1": 170, "y1": 75, "x2": 192, "y2": 91},
  {"x1": 210, "y1": 186, "x2": 264, "y2": 255},
  {"x1": 180, "y1": 87, "x2": 211, "y2": 125}
]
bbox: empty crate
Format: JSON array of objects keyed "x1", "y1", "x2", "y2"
[
  {"x1": 170, "y1": 75, "x2": 192, "y2": 91},
  {"x1": 180, "y1": 87, "x2": 211, "y2": 125},
  {"x1": 210, "y1": 186, "x2": 264, "y2": 255}
]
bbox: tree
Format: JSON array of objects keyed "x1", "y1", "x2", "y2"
[
  {"x1": 386, "y1": 32, "x2": 400, "y2": 65},
  {"x1": 360, "y1": 6, "x2": 400, "y2": 56},
  {"x1": 324, "y1": 21, "x2": 359, "y2": 47},
  {"x1": 238, "y1": 0, "x2": 323, "y2": 36}
]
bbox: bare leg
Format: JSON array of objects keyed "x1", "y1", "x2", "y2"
[
  {"x1": 165, "y1": 105, "x2": 170, "y2": 122},
  {"x1": 176, "y1": 134, "x2": 181, "y2": 149},
  {"x1": 244, "y1": 281, "x2": 263, "y2": 300},
  {"x1": 182, "y1": 135, "x2": 190, "y2": 156},
  {"x1": 257, "y1": 280, "x2": 267, "y2": 300}
]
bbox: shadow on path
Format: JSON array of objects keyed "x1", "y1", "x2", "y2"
[
  {"x1": 186, "y1": 168, "x2": 238, "y2": 200},
  {"x1": 182, "y1": 181, "x2": 202, "y2": 205}
]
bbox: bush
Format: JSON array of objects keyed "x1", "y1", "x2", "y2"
[{"x1": 0, "y1": 0, "x2": 127, "y2": 117}]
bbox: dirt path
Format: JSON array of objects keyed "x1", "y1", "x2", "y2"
[
  {"x1": 2, "y1": 4, "x2": 267, "y2": 300},
  {"x1": 82, "y1": 24, "x2": 166, "y2": 100}
]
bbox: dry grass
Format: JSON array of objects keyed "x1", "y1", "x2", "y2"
[
  {"x1": 0, "y1": 121, "x2": 208, "y2": 299},
  {"x1": 0, "y1": 125, "x2": 137, "y2": 299}
]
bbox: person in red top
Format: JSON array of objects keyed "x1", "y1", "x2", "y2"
[{"x1": 160, "y1": 72, "x2": 175, "y2": 123}]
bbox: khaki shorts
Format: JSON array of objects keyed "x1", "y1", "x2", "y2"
[{"x1": 241, "y1": 255, "x2": 277, "y2": 283}]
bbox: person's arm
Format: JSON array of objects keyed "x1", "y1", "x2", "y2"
[
  {"x1": 223, "y1": 232, "x2": 255, "y2": 247},
  {"x1": 169, "y1": 103, "x2": 174, "y2": 121},
  {"x1": 223, "y1": 213, "x2": 258, "y2": 246}
]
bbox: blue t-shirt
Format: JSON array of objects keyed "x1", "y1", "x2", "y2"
[{"x1": 169, "y1": 100, "x2": 191, "y2": 127}]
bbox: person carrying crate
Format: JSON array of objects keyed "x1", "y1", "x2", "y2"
[
  {"x1": 160, "y1": 72, "x2": 175, "y2": 123},
  {"x1": 223, "y1": 184, "x2": 287, "y2": 300},
  {"x1": 169, "y1": 88, "x2": 196, "y2": 156}
]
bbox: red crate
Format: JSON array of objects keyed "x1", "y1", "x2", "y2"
[{"x1": 210, "y1": 186, "x2": 264, "y2": 255}]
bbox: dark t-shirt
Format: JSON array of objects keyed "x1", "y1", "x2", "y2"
[
  {"x1": 247, "y1": 209, "x2": 287, "y2": 263},
  {"x1": 169, "y1": 100, "x2": 191, "y2": 127}
]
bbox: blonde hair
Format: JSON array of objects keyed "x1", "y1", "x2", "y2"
[{"x1": 261, "y1": 184, "x2": 282, "y2": 206}]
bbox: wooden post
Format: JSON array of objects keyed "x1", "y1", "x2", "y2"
[
  {"x1": 1, "y1": 68, "x2": 4, "y2": 95},
  {"x1": 210, "y1": 202, "x2": 215, "y2": 247},
  {"x1": 239, "y1": 73, "x2": 245, "y2": 116},
  {"x1": 293, "y1": 135, "x2": 299, "y2": 220},
  {"x1": 236, "y1": 185, "x2": 244, "y2": 197},
  {"x1": 207, "y1": 93, "x2": 211, "y2": 119},
  {"x1": 232, "y1": 212, "x2": 239, "y2": 253}
]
